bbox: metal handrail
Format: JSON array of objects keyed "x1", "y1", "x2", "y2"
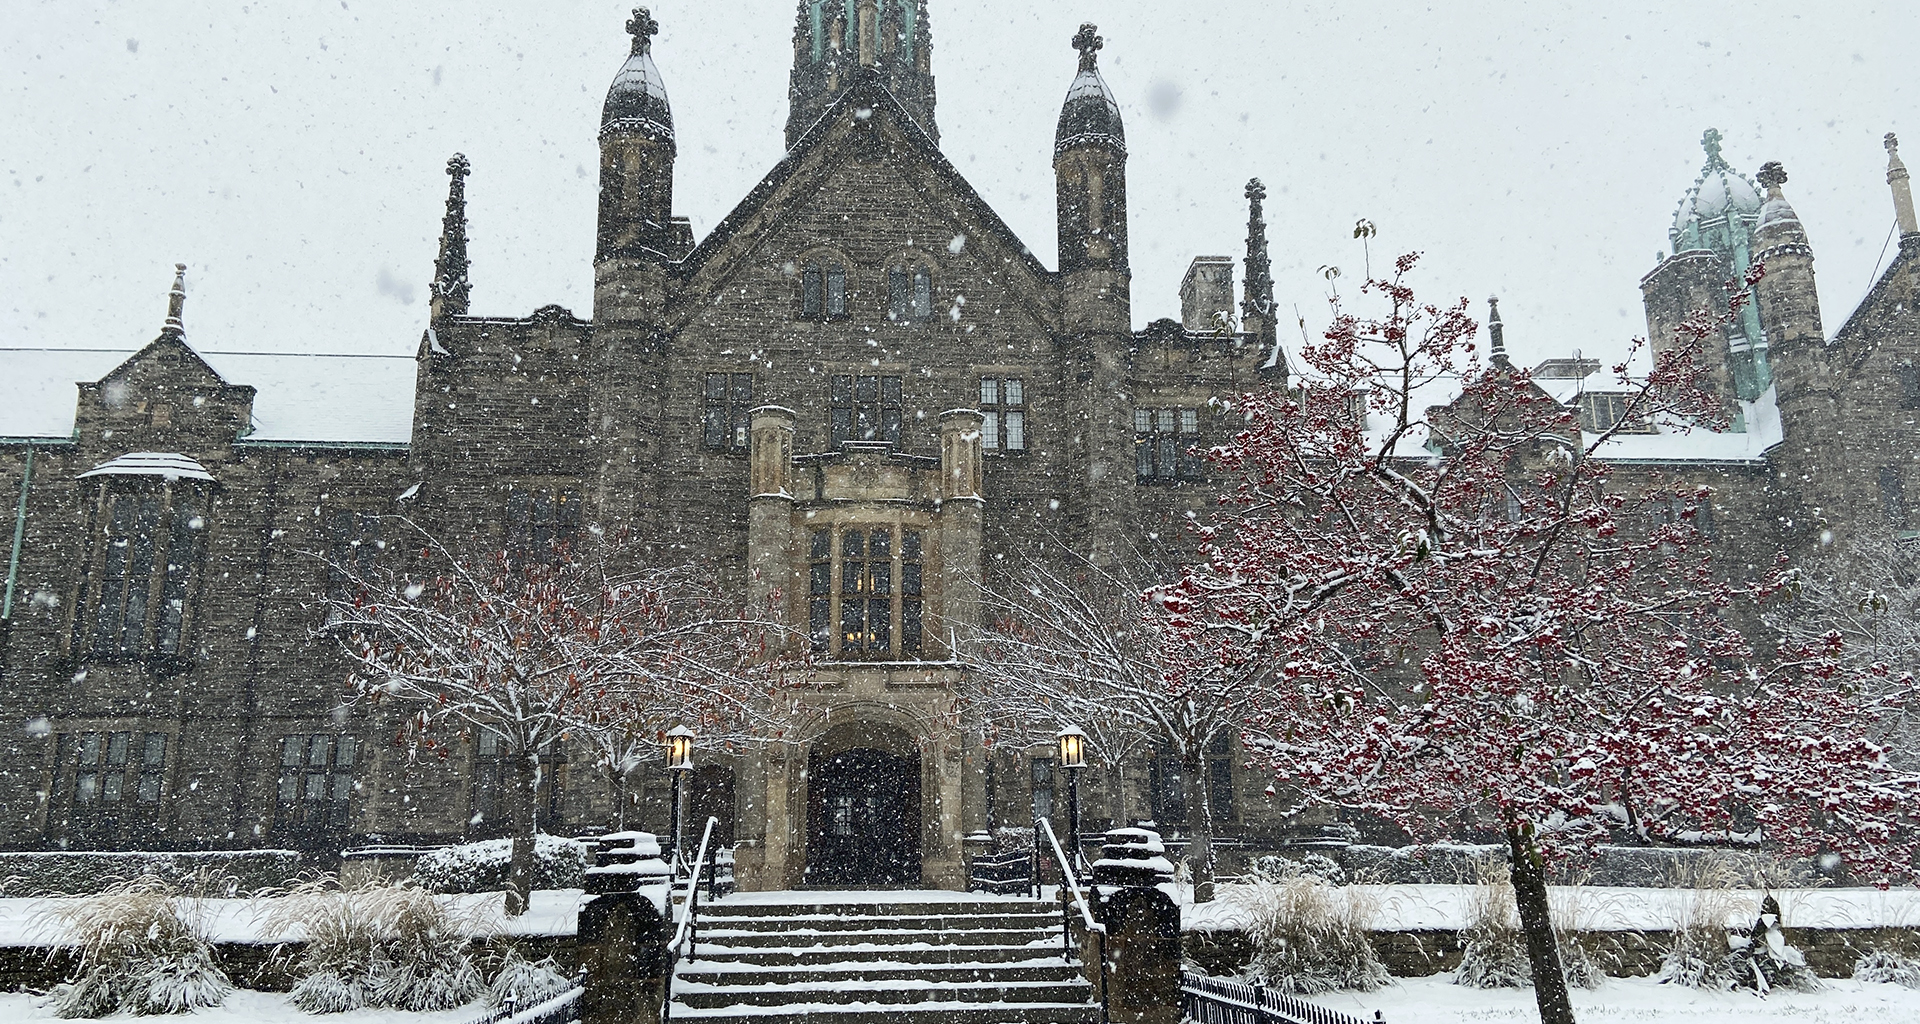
[
  {"x1": 1036, "y1": 817, "x2": 1107, "y2": 1024},
  {"x1": 661, "y1": 815, "x2": 721, "y2": 1023}
]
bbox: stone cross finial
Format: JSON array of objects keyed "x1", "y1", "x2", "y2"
[
  {"x1": 1756, "y1": 161, "x2": 1787, "y2": 191},
  {"x1": 1072, "y1": 24, "x2": 1102, "y2": 70},
  {"x1": 1245, "y1": 178, "x2": 1267, "y2": 204},
  {"x1": 1889, "y1": 133, "x2": 1902, "y2": 158},
  {"x1": 1701, "y1": 127, "x2": 1724, "y2": 162},
  {"x1": 446, "y1": 152, "x2": 471, "y2": 185},
  {"x1": 627, "y1": 7, "x2": 659, "y2": 54}
]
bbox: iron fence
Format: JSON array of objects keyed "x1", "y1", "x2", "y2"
[{"x1": 1181, "y1": 971, "x2": 1381, "y2": 1024}]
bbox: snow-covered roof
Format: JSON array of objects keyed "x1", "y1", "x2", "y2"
[
  {"x1": 77, "y1": 452, "x2": 214, "y2": 482},
  {"x1": 204, "y1": 352, "x2": 415, "y2": 445},
  {"x1": 0, "y1": 348, "x2": 415, "y2": 446}
]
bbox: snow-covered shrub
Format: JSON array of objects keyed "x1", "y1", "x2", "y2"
[
  {"x1": 1226, "y1": 870, "x2": 1386, "y2": 994},
  {"x1": 1247, "y1": 853, "x2": 1347, "y2": 886},
  {"x1": 1855, "y1": 949, "x2": 1920, "y2": 987},
  {"x1": 43, "y1": 873, "x2": 232, "y2": 1017},
  {"x1": 264, "y1": 877, "x2": 487, "y2": 1014},
  {"x1": 369, "y1": 885, "x2": 486, "y2": 1011},
  {"x1": 487, "y1": 947, "x2": 570, "y2": 1009},
  {"x1": 412, "y1": 834, "x2": 590, "y2": 894},
  {"x1": 1455, "y1": 863, "x2": 1531, "y2": 989},
  {"x1": 1550, "y1": 879, "x2": 1603, "y2": 990},
  {"x1": 1720, "y1": 896, "x2": 1819, "y2": 993},
  {"x1": 1659, "y1": 886, "x2": 1818, "y2": 992}
]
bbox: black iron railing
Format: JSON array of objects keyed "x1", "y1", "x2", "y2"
[
  {"x1": 661, "y1": 815, "x2": 722, "y2": 1023},
  {"x1": 1180, "y1": 971, "x2": 1382, "y2": 1024},
  {"x1": 1036, "y1": 816, "x2": 1108, "y2": 1024}
]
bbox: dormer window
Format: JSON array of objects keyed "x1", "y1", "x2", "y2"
[
  {"x1": 887, "y1": 264, "x2": 933, "y2": 322},
  {"x1": 802, "y1": 262, "x2": 848, "y2": 320}
]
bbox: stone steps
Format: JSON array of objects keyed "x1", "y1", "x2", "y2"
[{"x1": 666, "y1": 893, "x2": 1100, "y2": 1024}]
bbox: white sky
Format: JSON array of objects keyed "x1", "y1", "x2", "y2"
[{"x1": 3, "y1": 1, "x2": 1915, "y2": 372}]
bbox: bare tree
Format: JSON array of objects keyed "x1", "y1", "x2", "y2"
[
  {"x1": 1766, "y1": 532, "x2": 1920, "y2": 765},
  {"x1": 319, "y1": 522, "x2": 786, "y2": 915},
  {"x1": 967, "y1": 542, "x2": 1257, "y2": 902}
]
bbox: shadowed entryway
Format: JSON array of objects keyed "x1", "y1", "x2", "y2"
[{"x1": 804, "y1": 722, "x2": 921, "y2": 886}]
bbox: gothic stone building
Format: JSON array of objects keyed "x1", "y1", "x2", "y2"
[{"x1": 1, "y1": 5, "x2": 1915, "y2": 888}]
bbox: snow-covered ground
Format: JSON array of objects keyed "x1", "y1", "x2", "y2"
[
  {"x1": 4, "y1": 884, "x2": 1919, "y2": 946},
  {"x1": 1315, "y1": 973, "x2": 1920, "y2": 1023},
  {"x1": 0, "y1": 988, "x2": 484, "y2": 1022},
  {"x1": 0, "y1": 888, "x2": 588, "y2": 948},
  {"x1": 1181, "y1": 884, "x2": 1920, "y2": 934}
]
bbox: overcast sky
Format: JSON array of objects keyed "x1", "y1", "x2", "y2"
[{"x1": 3, "y1": 1, "x2": 1914, "y2": 373}]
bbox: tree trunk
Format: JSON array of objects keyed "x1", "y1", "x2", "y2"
[
  {"x1": 505, "y1": 751, "x2": 539, "y2": 917},
  {"x1": 1184, "y1": 751, "x2": 1216, "y2": 903},
  {"x1": 611, "y1": 764, "x2": 629, "y2": 830},
  {"x1": 1506, "y1": 821, "x2": 1575, "y2": 1024},
  {"x1": 1109, "y1": 761, "x2": 1128, "y2": 830}
]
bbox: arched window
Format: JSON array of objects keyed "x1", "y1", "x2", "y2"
[
  {"x1": 887, "y1": 263, "x2": 932, "y2": 322},
  {"x1": 71, "y1": 456, "x2": 212, "y2": 667},
  {"x1": 800, "y1": 261, "x2": 848, "y2": 320}
]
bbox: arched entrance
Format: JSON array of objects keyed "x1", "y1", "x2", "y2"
[{"x1": 805, "y1": 721, "x2": 921, "y2": 887}]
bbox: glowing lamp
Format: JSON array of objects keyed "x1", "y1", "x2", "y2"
[{"x1": 665, "y1": 726, "x2": 696, "y2": 772}]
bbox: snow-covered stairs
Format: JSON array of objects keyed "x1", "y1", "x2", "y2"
[{"x1": 667, "y1": 894, "x2": 1102, "y2": 1024}]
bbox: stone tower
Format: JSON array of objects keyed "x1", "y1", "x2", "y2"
[
  {"x1": 1242, "y1": 178, "x2": 1287, "y2": 386},
  {"x1": 1749, "y1": 160, "x2": 1827, "y2": 541},
  {"x1": 591, "y1": 8, "x2": 686, "y2": 537},
  {"x1": 1053, "y1": 24, "x2": 1136, "y2": 564},
  {"x1": 787, "y1": 0, "x2": 937, "y2": 149}
]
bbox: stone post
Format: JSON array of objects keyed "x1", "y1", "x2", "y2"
[
  {"x1": 578, "y1": 832, "x2": 671, "y2": 1024},
  {"x1": 1091, "y1": 826, "x2": 1182, "y2": 1024}
]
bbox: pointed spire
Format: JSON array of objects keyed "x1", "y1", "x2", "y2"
[
  {"x1": 431, "y1": 153, "x2": 472, "y2": 320},
  {"x1": 1241, "y1": 179, "x2": 1275, "y2": 321},
  {"x1": 1487, "y1": 296, "x2": 1509, "y2": 367},
  {"x1": 1888, "y1": 133, "x2": 1918, "y2": 238},
  {"x1": 163, "y1": 263, "x2": 187, "y2": 336}
]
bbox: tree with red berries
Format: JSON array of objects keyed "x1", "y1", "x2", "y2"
[
  {"x1": 1162, "y1": 254, "x2": 1918, "y2": 1024},
  {"x1": 320, "y1": 524, "x2": 788, "y2": 915}
]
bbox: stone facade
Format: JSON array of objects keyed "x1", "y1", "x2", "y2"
[{"x1": 1, "y1": 8, "x2": 1915, "y2": 887}]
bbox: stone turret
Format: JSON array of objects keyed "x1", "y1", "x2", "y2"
[
  {"x1": 590, "y1": 8, "x2": 685, "y2": 540},
  {"x1": 595, "y1": 6, "x2": 691, "y2": 307},
  {"x1": 1752, "y1": 161, "x2": 1823, "y2": 370},
  {"x1": 787, "y1": 0, "x2": 937, "y2": 148},
  {"x1": 1052, "y1": 24, "x2": 1135, "y2": 567}
]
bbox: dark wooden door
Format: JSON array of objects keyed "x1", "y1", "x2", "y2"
[{"x1": 808, "y1": 748, "x2": 920, "y2": 886}]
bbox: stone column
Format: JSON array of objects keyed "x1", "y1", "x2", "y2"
[
  {"x1": 745, "y1": 406, "x2": 797, "y2": 626},
  {"x1": 936, "y1": 410, "x2": 984, "y2": 657}
]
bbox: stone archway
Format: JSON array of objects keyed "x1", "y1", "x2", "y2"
[{"x1": 804, "y1": 719, "x2": 922, "y2": 887}]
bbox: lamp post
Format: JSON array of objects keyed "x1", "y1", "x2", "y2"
[
  {"x1": 664, "y1": 726, "x2": 695, "y2": 877},
  {"x1": 1057, "y1": 725, "x2": 1087, "y2": 870}
]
